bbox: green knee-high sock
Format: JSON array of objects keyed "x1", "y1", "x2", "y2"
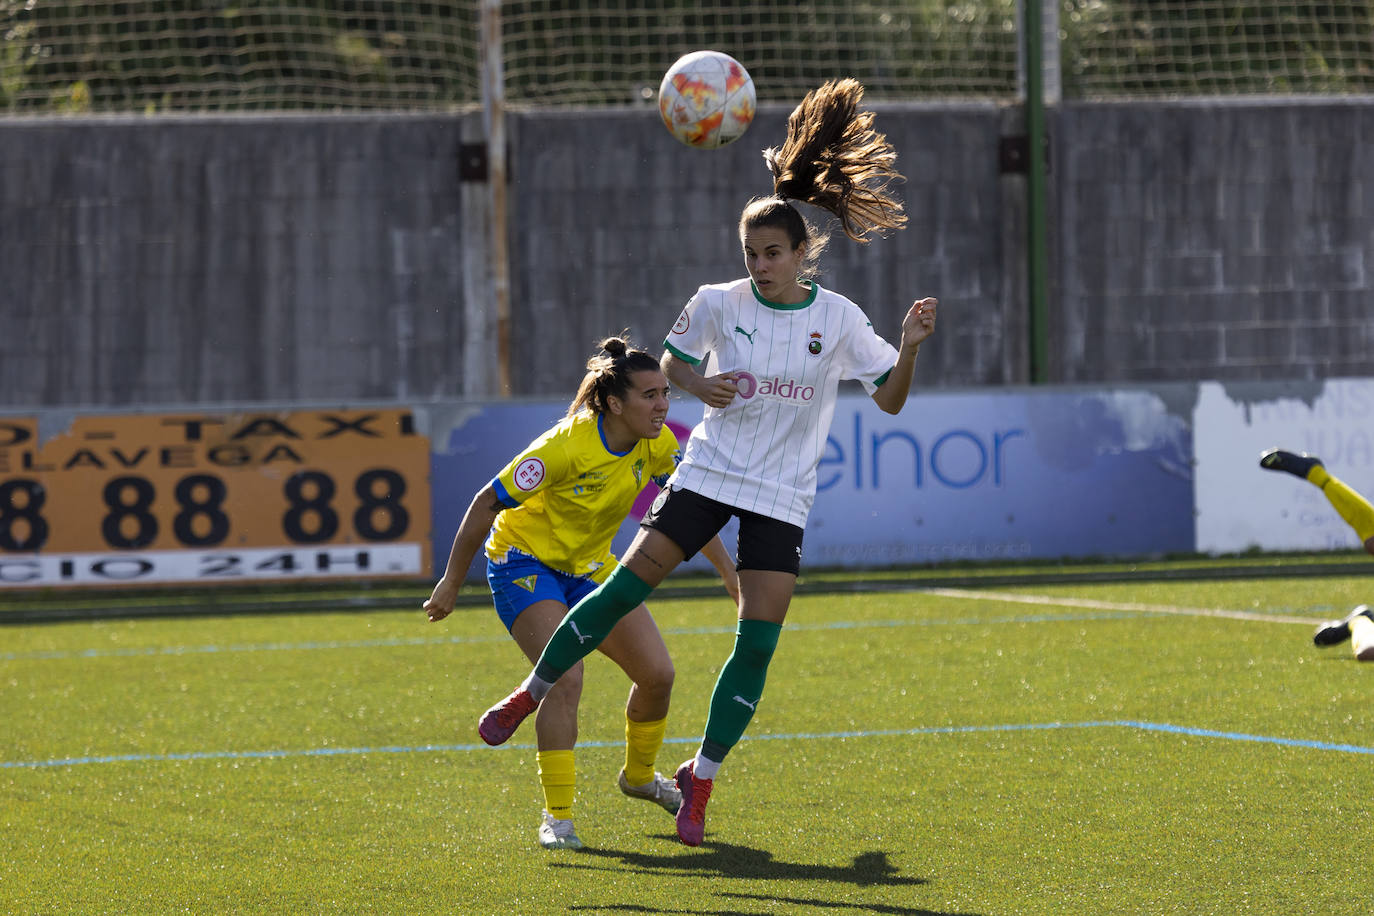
[
  {"x1": 700, "y1": 619, "x2": 782, "y2": 762},
  {"x1": 534, "y1": 565, "x2": 654, "y2": 682}
]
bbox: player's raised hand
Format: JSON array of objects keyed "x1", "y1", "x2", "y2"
[{"x1": 901, "y1": 297, "x2": 938, "y2": 350}]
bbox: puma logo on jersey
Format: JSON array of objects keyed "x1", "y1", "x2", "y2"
[
  {"x1": 732, "y1": 695, "x2": 757, "y2": 711},
  {"x1": 514, "y1": 575, "x2": 538, "y2": 593},
  {"x1": 734, "y1": 326, "x2": 758, "y2": 343}
]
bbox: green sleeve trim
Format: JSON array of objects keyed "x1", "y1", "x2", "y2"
[
  {"x1": 874, "y1": 367, "x2": 893, "y2": 387},
  {"x1": 662, "y1": 340, "x2": 701, "y2": 365}
]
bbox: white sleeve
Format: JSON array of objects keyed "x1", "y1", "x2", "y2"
[
  {"x1": 663, "y1": 285, "x2": 721, "y2": 365},
  {"x1": 842, "y1": 308, "x2": 901, "y2": 395}
]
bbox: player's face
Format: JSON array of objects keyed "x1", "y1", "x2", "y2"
[
  {"x1": 741, "y1": 226, "x2": 806, "y2": 303},
  {"x1": 613, "y1": 369, "x2": 671, "y2": 441}
]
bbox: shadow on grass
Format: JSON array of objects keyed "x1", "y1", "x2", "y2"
[
  {"x1": 554, "y1": 840, "x2": 924, "y2": 886},
  {"x1": 568, "y1": 896, "x2": 979, "y2": 916},
  {"x1": 555, "y1": 841, "x2": 981, "y2": 915}
]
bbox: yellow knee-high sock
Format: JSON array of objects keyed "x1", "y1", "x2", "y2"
[
  {"x1": 536, "y1": 750, "x2": 576, "y2": 820},
  {"x1": 1310, "y1": 467, "x2": 1374, "y2": 542},
  {"x1": 623, "y1": 716, "x2": 668, "y2": 786}
]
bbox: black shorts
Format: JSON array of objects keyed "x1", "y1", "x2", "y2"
[{"x1": 642, "y1": 485, "x2": 804, "y2": 576}]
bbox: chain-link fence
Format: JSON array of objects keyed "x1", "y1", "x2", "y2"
[{"x1": 2, "y1": 1, "x2": 1371, "y2": 115}]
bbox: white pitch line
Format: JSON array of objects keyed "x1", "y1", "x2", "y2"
[{"x1": 917, "y1": 587, "x2": 1317, "y2": 625}]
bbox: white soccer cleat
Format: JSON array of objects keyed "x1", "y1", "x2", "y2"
[
  {"x1": 537, "y1": 811, "x2": 583, "y2": 850},
  {"x1": 617, "y1": 768, "x2": 682, "y2": 814}
]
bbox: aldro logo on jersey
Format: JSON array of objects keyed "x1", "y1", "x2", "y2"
[
  {"x1": 731, "y1": 370, "x2": 815, "y2": 404},
  {"x1": 807, "y1": 330, "x2": 824, "y2": 356}
]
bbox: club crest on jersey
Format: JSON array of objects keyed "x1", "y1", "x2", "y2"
[
  {"x1": 514, "y1": 575, "x2": 538, "y2": 593},
  {"x1": 807, "y1": 330, "x2": 824, "y2": 356},
  {"x1": 631, "y1": 457, "x2": 645, "y2": 487},
  {"x1": 672, "y1": 311, "x2": 690, "y2": 334}
]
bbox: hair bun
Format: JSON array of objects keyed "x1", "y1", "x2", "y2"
[{"x1": 601, "y1": 337, "x2": 629, "y2": 358}]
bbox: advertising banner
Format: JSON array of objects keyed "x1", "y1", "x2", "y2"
[
  {"x1": 0, "y1": 408, "x2": 430, "y2": 588},
  {"x1": 426, "y1": 385, "x2": 1196, "y2": 582},
  {"x1": 807, "y1": 387, "x2": 1195, "y2": 565}
]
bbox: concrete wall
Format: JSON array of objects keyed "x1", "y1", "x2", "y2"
[
  {"x1": 3, "y1": 98, "x2": 1372, "y2": 408},
  {"x1": 2, "y1": 114, "x2": 468, "y2": 406},
  {"x1": 1053, "y1": 98, "x2": 1374, "y2": 383}
]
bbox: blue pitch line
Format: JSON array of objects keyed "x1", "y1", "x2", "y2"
[
  {"x1": 6, "y1": 720, "x2": 1372, "y2": 770},
  {"x1": 1, "y1": 612, "x2": 1137, "y2": 662}
]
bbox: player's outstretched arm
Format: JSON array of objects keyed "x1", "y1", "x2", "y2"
[
  {"x1": 871, "y1": 297, "x2": 937, "y2": 415},
  {"x1": 423, "y1": 483, "x2": 504, "y2": 622}
]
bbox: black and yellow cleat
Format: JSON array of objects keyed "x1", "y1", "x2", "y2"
[{"x1": 1259, "y1": 448, "x2": 1323, "y2": 480}]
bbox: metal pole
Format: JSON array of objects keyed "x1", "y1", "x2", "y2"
[
  {"x1": 1023, "y1": 0, "x2": 1049, "y2": 384},
  {"x1": 480, "y1": 0, "x2": 512, "y2": 396}
]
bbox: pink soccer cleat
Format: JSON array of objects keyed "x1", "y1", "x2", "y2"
[
  {"x1": 673, "y1": 759, "x2": 714, "y2": 847},
  {"x1": 477, "y1": 687, "x2": 538, "y2": 746}
]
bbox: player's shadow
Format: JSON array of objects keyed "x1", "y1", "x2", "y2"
[
  {"x1": 557, "y1": 842, "x2": 985, "y2": 916},
  {"x1": 552, "y1": 839, "x2": 925, "y2": 887}
]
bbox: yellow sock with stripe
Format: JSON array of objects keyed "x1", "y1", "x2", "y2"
[
  {"x1": 536, "y1": 750, "x2": 576, "y2": 820},
  {"x1": 623, "y1": 716, "x2": 668, "y2": 786},
  {"x1": 1311, "y1": 469, "x2": 1374, "y2": 542}
]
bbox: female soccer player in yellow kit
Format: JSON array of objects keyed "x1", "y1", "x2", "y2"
[{"x1": 423, "y1": 337, "x2": 738, "y2": 849}]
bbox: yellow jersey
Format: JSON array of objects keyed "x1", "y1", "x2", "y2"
[{"x1": 486, "y1": 411, "x2": 681, "y2": 579}]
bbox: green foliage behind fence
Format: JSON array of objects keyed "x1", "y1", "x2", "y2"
[{"x1": 4, "y1": 1, "x2": 1372, "y2": 115}]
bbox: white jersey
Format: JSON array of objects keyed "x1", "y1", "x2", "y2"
[{"x1": 663, "y1": 277, "x2": 899, "y2": 528}]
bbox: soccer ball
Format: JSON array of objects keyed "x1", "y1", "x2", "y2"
[{"x1": 658, "y1": 50, "x2": 756, "y2": 149}]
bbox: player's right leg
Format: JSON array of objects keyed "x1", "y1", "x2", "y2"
[{"x1": 484, "y1": 557, "x2": 588, "y2": 848}]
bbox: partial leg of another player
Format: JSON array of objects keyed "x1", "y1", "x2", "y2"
[
  {"x1": 1313, "y1": 604, "x2": 1374, "y2": 661},
  {"x1": 1259, "y1": 449, "x2": 1374, "y2": 557}
]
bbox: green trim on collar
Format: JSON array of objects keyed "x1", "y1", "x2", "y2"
[{"x1": 750, "y1": 279, "x2": 818, "y2": 310}]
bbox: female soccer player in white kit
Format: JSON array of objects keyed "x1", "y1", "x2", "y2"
[{"x1": 477, "y1": 78, "x2": 938, "y2": 846}]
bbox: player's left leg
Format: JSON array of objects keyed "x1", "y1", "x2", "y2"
[
  {"x1": 674, "y1": 512, "x2": 801, "y2": 846},
  {"x1": 597, "y1": 604, "x2": 681, "y2": 813},
  {"x1": 673, "y1": 577, "x2": 790, "y2": 847},
  {"x1": 1260, "y1": 449, "x2": 1374, "y2": 551}
]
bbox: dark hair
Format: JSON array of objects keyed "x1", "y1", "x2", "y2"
[
  {"x1": 567, "y1": 334, "x2": 661, "y2": 418},
  {"x1": 743, "y1": 78, "x2": 907, "y2": 276}
]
